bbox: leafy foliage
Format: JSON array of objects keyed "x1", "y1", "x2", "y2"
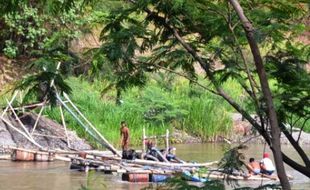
[
  {"x1": 15, "y1": 63, "x2": 72, "y2": 106},
  {"x1": 1, "y1": 5, "x2": 47, "y2": 58},
  {"x1": 218, "y1": 145, "x2": 246, "y2": 174},
  {"x1": 90, "y1": 0, "x2": 309, "y2": 134},
  {"x1": 143, "y1": 176, "x2": 225, "y2": 190},
  {"x1": 266, "y1": 43, "x2": 310, "y2": 130}
]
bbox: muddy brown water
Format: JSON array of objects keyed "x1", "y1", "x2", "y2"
[{"x1": 0, "y1": 143, "x2": 309, "y2": 190}]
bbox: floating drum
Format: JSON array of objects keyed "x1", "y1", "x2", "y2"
[
  {"x1": 122, "y1": 173, "x2": 149, "y2": 183},
  {"x1": 35, "y1": 152, "x2": 55, "y2": 162},
  {"x1": 150, "y1": 174, "x2": 170, "y2": 182},
  {"x1": 12, "y1": 150, "x2": 35, "y2": 161}
]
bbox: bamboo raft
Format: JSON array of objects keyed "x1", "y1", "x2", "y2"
[
  {"x1": 201, "y1": 172, "x2": 293, "y2": 181},
  {"x1": 1, "y1": 147, "x2": 293, "y2": 183}
]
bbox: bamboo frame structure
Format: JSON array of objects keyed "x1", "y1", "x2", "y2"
[
  {"x1": 0, "y1": 62, "x2": 121, "y2": 157},
  {"x1": 31, "y1": 100, "x2": 47, "y2": 135},
  {"x1": 6, "y1": 99, "x2": 34, "y2": 141},
  {"x1": 59, "y1": 93, "x2": 121, "y2": 157},
  {"x1": 1, "y1": 91, "x2": 18, "y2": 117},
  {"x1": 0, "y1": 116, "x2": 42, "y2": 149},
  {"x1": 142, "y1": 128, "x2": 171, "y2": 163},
  {"x1": 59, "y1": 105, "x2": 70, "y2": 147}
]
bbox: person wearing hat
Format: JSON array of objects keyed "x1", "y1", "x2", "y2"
[{"x1": 260, "y1": 153, "x2": 275, "y2": 175}]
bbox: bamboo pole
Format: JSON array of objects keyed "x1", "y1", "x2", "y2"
[
  {"x1": 0, "y1": 116, "x2": 43, "y2": 149},
  {"x1": 59, "y1": 105, "x2": 70, "y2": 147},
  {"x1": 56, "y1": 94, "x2": 100, "y2": 142},
  {"x1": 19, "y1": 91, "x2": 25, "y2": 113},
  {"x1": 12, "y1": 102, "x2": 45, "y2": 110},
  {"x1": 63, "y1": 93, "x2": 121, "y2": 157},
  {"x1": 31, "y1": 101, "x2": 46, "y2": 135},
  {"x1": 55, "y1": 155, "x2": 71, "y2": 162},
  {"x1": 125, "y1": 159, "x2": 218, "y2": 168},
  {"x1": 49, "y1": 62, "x2": 61, "y2": 88},
  {"x1": 1, "y1": 91, "x2": 18, "y2": 117},
  {"x1": 166, "y1": 129, "x2": 169, "y2": 153},
  {"x1": 56, "y1": 94, "x2": 122, "y2": 156},
  {"x1": 142, "y1": 135, "x2": 167, "y2": 139},
  {"x1": 142, "y1": 127, "x2": 146, "y2": 159},
  {"x1": 32, "y1": 133, "x2": 66, "y2": 139},
  {"x1": 6, "y1": 99, "x2": 34, "y2": 140},
  {"x1": 202, "y1": 173, "x2": 281, "y2": 181},
  {"x1": 30, "y1": 62, "x2": 61, "y2": 135}
]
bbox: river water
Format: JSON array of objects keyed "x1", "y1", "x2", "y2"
[{"x1": 0, "y1": 143, "x2": 309, "y2": 190}]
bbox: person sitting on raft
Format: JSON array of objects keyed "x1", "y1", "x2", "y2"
[
  {"x1": 165, "y1": 147, "x2": 176, "y2": 161},
  {"x1": 260, "y1": 153, "x2": 275, "y2": 175},
  {"x1": 246, "y1": 158, "x2": 261, "y2": 176},
  {"x1": 163, "y1": 147, "x2": 185, "y2": 163},
  {"x1": 144, "y1": 140, "x2": 163, "y2": 161}
]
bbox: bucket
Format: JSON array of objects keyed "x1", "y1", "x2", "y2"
[
  {"x1": 12, "y1": 150, "x2": 35, "y2": 161},
  {"x1": 122, "y1": 173, "x2": 149, "y2": 182}
]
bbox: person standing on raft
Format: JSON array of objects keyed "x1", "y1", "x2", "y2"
[{"x1": 120, "y1": 121, "x2": 130, "y2": 151}]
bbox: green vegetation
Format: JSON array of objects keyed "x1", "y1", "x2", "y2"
[
  {"x1": 1, "y1": 0, "x2": 309, "y2": 185},
  {"x1": 42, "y1": 76, "x2": 235, "y2": 147}
]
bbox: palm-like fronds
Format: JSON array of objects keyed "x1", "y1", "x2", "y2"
[{"x1": 15, "y1": 67, "x2": 72, "y2": 106}]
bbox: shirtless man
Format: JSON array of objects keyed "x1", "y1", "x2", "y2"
[
  {"x1": 120, "y1": 121, "x2": 129, "y2": 151},
  {"x1": 246, "y1": 158, "x2": 261, "y2": 176}
]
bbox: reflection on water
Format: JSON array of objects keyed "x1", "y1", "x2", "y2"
[{"x1": 0, "y1": 143, "x2": 309, "y2": 190}]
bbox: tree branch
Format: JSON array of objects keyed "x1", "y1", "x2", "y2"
[
  {"x1": 297, "y1": 117, "x2": 309, "y2": 143},
  {"x1": 229, "y1": 1, "x2": 290, "y2": 188},
  {"x1": 152, "y1": 64, "x2": 219, "y2": 95}
]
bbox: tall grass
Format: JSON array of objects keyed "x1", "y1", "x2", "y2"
[
  {"x1": 43, "y1": 78, "x2": 169, "y2": 149},
  {"x1": 42, "y1": 76, "x2": 235, "y2": 147},
  {"x1": 0, "y1": 75, "x2": 240, "y2": 147}
]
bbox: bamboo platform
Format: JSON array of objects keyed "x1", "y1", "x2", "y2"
[
  {"x1": 0, "y1": 147, "x2": 294, "y2": 183},
  {"x1": 202, "y1": 172, "x2": 293, "y2": 181}
]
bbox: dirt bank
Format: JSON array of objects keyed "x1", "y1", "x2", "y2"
[{"x1": 0, "y1": 113, "x2": 92, "y2": 152}]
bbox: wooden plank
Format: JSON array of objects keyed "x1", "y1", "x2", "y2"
[
  {"x1": 125, "y1": 159, "x2": 218, "y2": 168},
  {"x1": 55, "y1": 154, "x2": 71, "y2": 162},
  {"x1": 202, "y1": 173, "x2": 283, "y2": 181}
]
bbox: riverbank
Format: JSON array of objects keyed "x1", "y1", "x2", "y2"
[
  {"x1": 226, "y1": 113, "x2": 310, "y2": 145},
  {"x1": 0, "y1": 113, "x2": 91, "y2": 153},
  {"x1": 1, "y1": 111, "x2": 309, "y2": 154}
]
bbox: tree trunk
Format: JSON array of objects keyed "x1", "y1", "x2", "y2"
[
  {"x1": 132, "y1": 0, "x2": 310, "y2": 180},
  {"x1": 228, "y1": 0, "x2": 290, "y2": 189},
  {"x1": 116, "y1": 88, "x2": 122, "y2": 105}
]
